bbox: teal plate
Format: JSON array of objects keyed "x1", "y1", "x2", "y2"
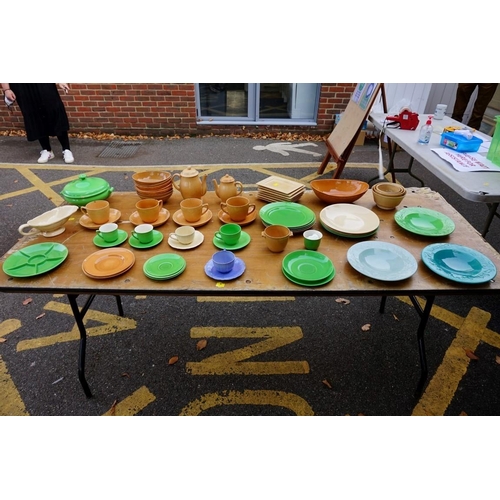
[
  {"x1": 394, "y1": 207, "x2": 455, "y2": 237},
  {"x1": 259, "y1": 202, "x2": 316, "y2": 228},
  {"x1": 143, "y1": 253, "x2": 186, "y2": 280},
  {"x1": 213, "y1": 231, "x2": 251, "y2": 250},
  {"x1": 93, "y1": 229, "x2": 128, "y2": 248},
  {"x1": 3, "y1": 242, "x2": 69, "y2": 278},
  {"x1": 282, "y1": 250, "x2": 334, "y2": 282},
  {"x1": 129, "y1": 230, "x2": 164, "y2": 249},
  {"x1": 347, "y1": 241, "x2": 418, "y2": 281},
  {"x1": 421, "y1": 243, "x2": 497, "y2": 284}
]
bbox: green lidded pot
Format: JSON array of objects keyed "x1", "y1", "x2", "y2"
[
  {"x1": 487, "y1": 115, "x2": 500, "y2": 167},
  {"x1": 60, "y1": 174, "x2": 114, "y2": 206}
]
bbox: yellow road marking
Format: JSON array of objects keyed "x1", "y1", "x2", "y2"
[
  {"x1": 186, "y1": 326, "x2": 309, "y2": 375},
  {"x1": 16, "y1": 300, "x2": 136, "y2": 351},
  {"x1": 197, "y1": 296, "x2": 295, "y2": 302},
  {"x1": 15, "y1": 167, "x2": 65, "y2": 205},
  {"x1": 102, "y1": 386, "x2": 156, "y2": 416},
  {"x1": 0, "y1": 355, "x2": 29, "y2": 416},
  {"x1": 0, "y1": 319, "x2": 21, "y2": 338},
  {"x1": 412, "y1": 307, "x2": 491, "y2": 416},
  {"x1": 179, "y1": 389, "x2": 314, "y2": 416}
]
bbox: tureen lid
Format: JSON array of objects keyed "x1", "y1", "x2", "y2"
[{"x1": 61, "y1": 174, "x2": 111, "y2": 198}]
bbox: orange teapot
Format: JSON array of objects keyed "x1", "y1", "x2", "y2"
[
  {"x1": 172, "y1": 167, "x2": 207, "y2": 199},
  {"x1": 212, "y1": 174, "x2": 243, "y2": 202}
]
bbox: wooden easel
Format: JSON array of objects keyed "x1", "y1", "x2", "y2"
[{"x1": 317, "y1": 83, "x2": 389, "y2": 177}]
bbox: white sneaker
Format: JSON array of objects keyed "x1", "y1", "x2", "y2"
[
  {"x1": 63, "y1": 149, "x2": 74, "y2": 164},
  {"x1": 38, "y1": 150, "x2": 55, "y2": 163}
]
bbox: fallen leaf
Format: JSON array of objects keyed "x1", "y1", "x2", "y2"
[
  {"x1": 393, "y1": 314, "x2": 399, "y2": 321},
  {"x1": 496, "y1": 356, "x2": 500, "y2": 365},
  {"x1": 0, "y1": 338, "x2": 6, "y2": 343},
  {"x1": 35, "y1": 313, "x2": 45, "y2": 320},
  {"x1": 459, "y1": 411, "x2": 468, "y2": 416},
  {"x1": 322, "y1": 379, "x2": 332, "y2": 389},
  {"x1": 22, "y1": 298, "x2": 33, "y2": 305},
  {"x1": 361, "y1": 324, "x2": 371, "y2": 332},
  {"x1": 465, "y1": 349, "x2": 479, "y2": 360},
  {"x1": 109, "y1": 400, "x2": 118, "y2": 416},
  {"x1": 335, "y1": 298, "x2": 350, "y2": 305},
  {"x1": 168, "y1": 356, "x2": 179, "y2": 365},
  {"x1": 121, "y1": 372, "x2": 130, "y2": 378},
  {"x1": 196, "y1": 339, "x2": 207, "y2": 351}
]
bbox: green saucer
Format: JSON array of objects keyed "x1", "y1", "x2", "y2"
[
  {"x1": 212, "y1": 230, "x2": 251, "y2": 250},
  {"x1": 129, "y1": 230, "x2": 164, "y2": 249},
  {"x1": 93, "y1": 229, "x2": 128, "y2": 248},
  {"x1": 143, "y1": 253, "x2": 186, "y2": 279},
  {"x1": 282, "y1": 250, "x2": 334, "y2": 282}
]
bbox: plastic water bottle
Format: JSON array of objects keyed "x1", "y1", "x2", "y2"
[
  {"x1": 487, "y1": 115, "x2": 500, "y2": 167},
  {"x1": 418, "y1": 116, "x2": 433, "y2": 145}
]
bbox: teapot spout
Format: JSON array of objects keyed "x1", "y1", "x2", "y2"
[
  {"x1": 212, "y1": 178, "x2": 219, "y2": 195},
  {"x1": 201, "y1": 173, "x2": 208, "y2": 195}
]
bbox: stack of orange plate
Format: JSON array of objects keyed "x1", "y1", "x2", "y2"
[{"x1": 132, "y1": 171, "x2": 173, "y2": 202}]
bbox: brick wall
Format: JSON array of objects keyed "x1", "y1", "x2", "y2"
[{"x1": 0, "y1": 83, "x2": 356, "y2": 138}]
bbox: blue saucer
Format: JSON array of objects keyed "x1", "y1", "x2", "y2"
[
  {"x1": 93, "y1": 229, "x2": 128, "y2": 248},
  {"x1": 204, "y1": 257, "x2": 246, "y2": 281},
  {"x1": 128, "y1": 230, "x2": 164, "y2": 249}
]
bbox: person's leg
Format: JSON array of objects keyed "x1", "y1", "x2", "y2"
[
  {"x1": 451, "y1": 83, "x2": 477, "y2": 123},
  {"x1": 467, "y1": 83, "x2": 499, "y2": 130},
  {"x1": 39, "y1": 136, "x2": 52, "y2": 151},
  {"x1": 57, "y1": 132, "x2": 74, "y2": 163}
]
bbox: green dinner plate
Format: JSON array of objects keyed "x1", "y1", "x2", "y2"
[
  {"x1": 259, "y1": 202, "x2": 316, "y2": 228},
  {"x1": 143, "y1": 253, "x2": 186, "y2": 280},
  {"x1": 2, "y1": 242, "x2": 69, "y2": 278},
  {"x1": 282, "y1": 250, "x2": 335, "y2": 282},
  {"x1": 394, "y1": 207, "x2": 455, "y2": 237}
]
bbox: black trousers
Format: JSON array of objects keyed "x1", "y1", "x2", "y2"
[
  {"x1": 451, "y1": 83, "x2": 498, "y2": 130},
  {"x1": 39, "y1": 132, "x2": 70, "y2": 152}
]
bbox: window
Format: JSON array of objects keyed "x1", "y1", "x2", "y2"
[{"x1": 196, "y1": 83, "x2": 320, "y2": 125}]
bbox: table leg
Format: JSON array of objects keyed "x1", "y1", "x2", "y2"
[
  {"x1": 67, "y1": 294, "x2": 93, "y2": 398},
  {"x1": 408, "y1": 295, "x2": 435, "y2": 398},
  {"x1": 482, "y1": 202, "x2": 499, "y2": 238}
]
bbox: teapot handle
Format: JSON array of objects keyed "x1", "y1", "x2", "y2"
[
  {"x1": 18, "y1": 224, "x2": 39, "y2": 236},
  {"x1": 172, "y1": 173, "x2": 181, "y2": 191},
  {"x1": 235, "y1": 181, "x2": 243, "y2": 195}
]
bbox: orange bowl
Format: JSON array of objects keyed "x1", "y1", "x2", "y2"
[{"x1": 310, "y1": 179, "x2": 369, "y2": 204}]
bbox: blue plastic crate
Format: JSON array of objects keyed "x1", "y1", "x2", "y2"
[{"x1": 440, "y1": 132, "x2": 483, "y2": 153}]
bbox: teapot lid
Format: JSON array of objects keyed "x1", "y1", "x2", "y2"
[
  {"x1": 180, "y1": 167, "x2": 199, "y2": 178},
  {"x1": 61, "y1": 174, "x2": 111, "y2": 198},
  {"x1": 220, "y1": 174, "x2": 235, "y2": 183}
]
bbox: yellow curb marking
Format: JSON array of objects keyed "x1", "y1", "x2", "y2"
[
  {"x1": 186, "y1": 326, "x2": 309, "y2": 375},
  {"x1": 179, "y1": 389, "x2": 314, "y2": 416},
  {"x1": 0, "y1": 355, "x2": 29, "y2": 416},
  {"x1": 413, "y1": 307, "x2": 491, "y2": 416},
  {"x1": 16, "y1": 300, "x2": 136, "y2": 351},
  {"x1": 102, "y1": 386, "x2": 156, "y2": 416},
  {"x1": 197, "y1": 296, "x2": 295, "y2": 302},
  {"x1": 0, "y1": 319, "x2": 22, "y2": 338}
]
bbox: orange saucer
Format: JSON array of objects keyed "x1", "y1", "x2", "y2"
[
  {"x1": 129, "y1": 208, "x2": 170, "y2": 227},
  {"x1": 173, "y1": 209, "x2": 213, "y2": 227},
  {"x1": 79, "y1": 209, "x2": 121, "y2": 229},
  {"x1": 217, "y1": 209, "x2": 257, "y2": 226},
  {"x1": 82, "y1": 248, "x2": 135, "y2": 279}
]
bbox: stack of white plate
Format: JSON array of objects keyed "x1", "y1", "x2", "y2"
[
  {"x1": 256, "y1": 176, "x2": 305, "y2": 202},
  {"x1": 319, "y1": 203, "x2": 380, "y2": 238}
]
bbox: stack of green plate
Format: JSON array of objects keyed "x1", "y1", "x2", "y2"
[
  {"x1": 282, "y1": 250, "x2": 335, "y2": 287},
  {"x1": 259, "y1": 202, "x2": 316, "y2": 232},
  {"x1": 143, "y1": 253, "x2": 186, "y2": 281}
]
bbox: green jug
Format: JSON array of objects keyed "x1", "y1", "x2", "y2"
[{"x1": 487, "y1": 115, "x2": 500, "y2": 167}]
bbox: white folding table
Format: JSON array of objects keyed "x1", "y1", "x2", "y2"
[{"x1": 369, "y1": 113, "x2": 500, "y2": 237}]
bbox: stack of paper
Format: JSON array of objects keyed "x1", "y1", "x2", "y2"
[{"x1": 256, "y1": 176, "x2": 305, "y2": 202}]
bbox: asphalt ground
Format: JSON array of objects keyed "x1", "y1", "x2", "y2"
[{"x1": 1, "y1": 133, "x2": 500, "y2": 421}]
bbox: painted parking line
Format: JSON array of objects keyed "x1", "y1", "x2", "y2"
[{"x1": 102, "y1": 386, "x2": 156, "y2": 416}]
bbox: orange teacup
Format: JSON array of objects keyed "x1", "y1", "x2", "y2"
[
  {"x1": 220, "y1": 196, "x2": 255, "y2": 222},
  {"x1": 136, "y1": 198, "x2": 163, "y2": 223}
]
